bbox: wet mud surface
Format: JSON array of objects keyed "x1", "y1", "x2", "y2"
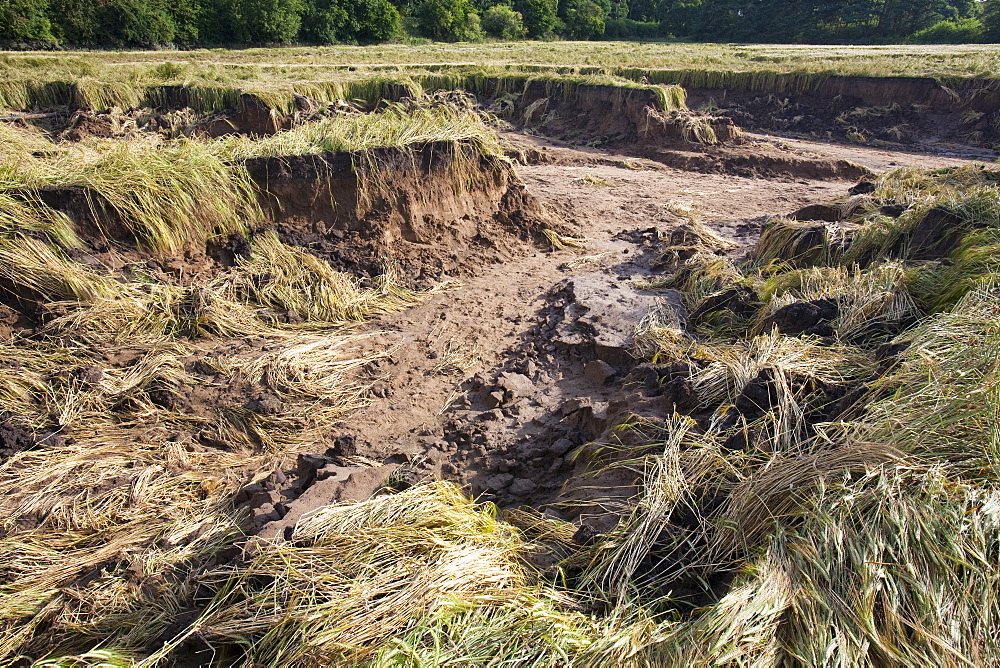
[{"x1": 231, "y1": 134, "x2": 976, "y2": 538}]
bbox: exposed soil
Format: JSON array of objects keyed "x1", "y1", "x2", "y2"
[
  {"x1": 0, "y1": 414, "x2": 64, "y2": 461},
  {"x1": 686, "y1": 80, "x2": 1000, "y2": 156},
  {"x1": 240, "y1": 133, "x2": 975, "y2": 539},
  {"x1": 248, "y1": 142, "x2": 555, "y2": 283},
  {"x1": 490, "y1": 80, "x2": 740, "y2": 147},
  {"x1": 1, "y1": 141, "x2": 555, "y2": 324},
  {"x1": 8, "y1": 76, "x2": 999, "y2": 158},
  {"x1": 3, "y1": 89, "x2": 990, "y2": 661},
  {"x1": 0, "y1": 123, "x2": 973, "y2": 478}
]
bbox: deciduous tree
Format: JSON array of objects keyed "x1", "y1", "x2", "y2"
[
  {"x1": 513, "y1": 0, "x2": 558, "y2": 37},
  {"x1": 414, "y1": 0, "x2": 484, "y2": 40},
  {"x1": 482, "y1": 4, "x2": 527, "y2": 38},
  {"x1": 0, "y1": 0, "x2": 55, "y2": 42},
  {"x1": 562, "y1": 0, "x2": 606, "y2": 38}
]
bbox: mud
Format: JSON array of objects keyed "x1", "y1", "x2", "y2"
[
  {"x1": 0, "y1": 415, "x2": 63, "y2": 461},
  {"x1": 1, "y1": 98, "x2": 986, "y2": 655},
  {"x1": 237, "y1": 133, "x2": 974, "y2": 545},
  {"x1": 647, "y1": 143, "x2": 870, "y2": 180}
]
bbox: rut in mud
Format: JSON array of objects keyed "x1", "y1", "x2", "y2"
[{"x1": 236, "y1": 135, "x2": 974, "y2": 536}]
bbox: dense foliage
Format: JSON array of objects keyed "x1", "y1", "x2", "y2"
[{"x1": 0, "y1": 0, "x2": 996, "y2": 45}]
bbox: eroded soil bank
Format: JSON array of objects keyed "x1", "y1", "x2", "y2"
[
  {"x1": 684, "y1": 75, "x2": 1000, "y2": 154},
  {"x1": 233, "y1": 133, "x2": 973, "y2": 536},
  {"x1": 13, "y1": 74, "x2": 999, "y2": 157},
  {"x1": 1, "y1": 86, "x2": 991, "y2": 660}
]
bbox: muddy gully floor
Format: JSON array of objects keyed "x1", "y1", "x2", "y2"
[{"x1": 242, "y1": 132, "x2": 975, "y2": 539}]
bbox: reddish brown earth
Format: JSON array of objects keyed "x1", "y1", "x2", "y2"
[{"x1": 250, "y1": 141, "x2": 556, "y2": 283}]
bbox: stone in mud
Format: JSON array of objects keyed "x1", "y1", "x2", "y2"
[
  {"x1": 246, "y1": 393, "x2": 284, "y2": 416},
  {"x1": 558, "y1": 397, "x2": 591, "y2": 416},
  {"x1": 659, "y1": 377, "x2": 698, "y2": 414},
  {"x1": 234, "y1": 482, "x2": 263, "y2": 505},
  {"x1": 734, "y1": 369, "x2": 779, "y2": 419},
  {"x1": 584, "y1": 360, "x2": 616, "y2": 385},
  {"x1": 294, "y1": 453, "x2": 328, "y2": 490},
  {"x1": 253, "y1": 503, "x2": 281, "y2": 524},
  {"x1": 509, "y1": 478, "x2": 537, "y2": 497},
  {"x1": 624, "y1": 360, "x2": 695, "y2": 394},
  {"x1": 0, "y1": 417, "x2": 39, "y2": 460},
  {"x1": 547, "y1": 438, "x2": 576, "y2": 457},
  {"x1": 791, "y1": 203, "x2": 842, "y2": 222},
  {"x1": 483, "y1": 391, "x2": 505, "y2": 409},
  {"x1": 762, "y1": 298, "x2": 838, "y2": 336},
  {"x1": 908, "y1": 206, "x2": 966, "y2": 260},
  {"x1": 550, "y1": 275, "x2": 675, "y2": 365},
  {"x1": 329, "y1": 434, "x2": 359, "y2": 458},
  {"x1": 689, "y1": 285, "x2": 760, "y2": 324},
  {"x1": 74, "y1": 365, "x2": 105, "y2": 389},
  {"x1": 848, "y1": 180, "x2": 877, "y2": 195},
  {"x1": 624, "y1": 362, "x2": 662, "y2": 391},
  {"x1": 572, "y1": 525, "x2": 602, "y2": 546},
  {"x1": 248, "y1": 488, "x2": 281, "y2": 509},
  {"x1": 483, "y1": 473, "x2": 514, "y2": 492},
  {"x1": 498, "y1": 372, "x2": 534, "y2": 398},
  {"x1": 558, "y1": 398, "x2": 609, "y2": 441},
  {"x1": 879, "y1": 203, "x2": 908, "y2": 218}
]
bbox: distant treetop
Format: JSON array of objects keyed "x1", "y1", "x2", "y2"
[{"x1": 0, "y1": 0, "x2": 996, "y2": 47}]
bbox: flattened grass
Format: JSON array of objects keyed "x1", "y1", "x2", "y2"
[
  {"x1": 0, "y1": 105, "x2": 489, "y2": 664},
  {"x1": 216, "y1": 103, "x2": 501, "y2": 160},
  {"x1": 148, "y1": 483, "x2": 590, "y2": 666},
  {"x1": 854, "y1": 281, "x2": 1000, "y2": 481},
  {"x1": 0, "y1": 126, "x2": 259, "y2": 254},
  {"x1": 4, "y1": 44, "x2": 1000, "y2": 111}
]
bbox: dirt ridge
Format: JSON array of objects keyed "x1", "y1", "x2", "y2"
[{"x1": 685, "y1": 76, "x2": 1000, "y2": 150}]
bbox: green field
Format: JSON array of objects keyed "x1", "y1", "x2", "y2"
[{"x1": 4, "y1": 42, "x2": 1000, "y2": 82}]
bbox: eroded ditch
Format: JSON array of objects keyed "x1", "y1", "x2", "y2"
[{"x1": 0, "y1": 79, "x2": 997, "y2": 663}]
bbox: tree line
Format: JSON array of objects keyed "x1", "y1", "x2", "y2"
[{"x1": 1, "y1": 0, "x2": 998, "y2": 47}]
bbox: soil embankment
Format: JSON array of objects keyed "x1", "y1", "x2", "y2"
[
  {"x1": 4, "y1": 141, "x2": 553, "y2": 299},
  {"x1": 246, "y1": 141, "x2": 551, "y2": 281},
  {"x1": 6, "y1": 73, "x2": 998, "y2": 156},
  {"x1": 1, "y1": 83, "x2": 992, "y2": 660},
  {"x1": 241, "y1": 135, "x2": 976, "y2": 535},
  {"x1": 683, "y1": 75, "x2": 1000, "y2": 152}
]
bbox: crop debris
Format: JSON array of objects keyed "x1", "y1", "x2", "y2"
[{"x1": 1, "y1": 61, "x2": 999, "y2": 668}]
